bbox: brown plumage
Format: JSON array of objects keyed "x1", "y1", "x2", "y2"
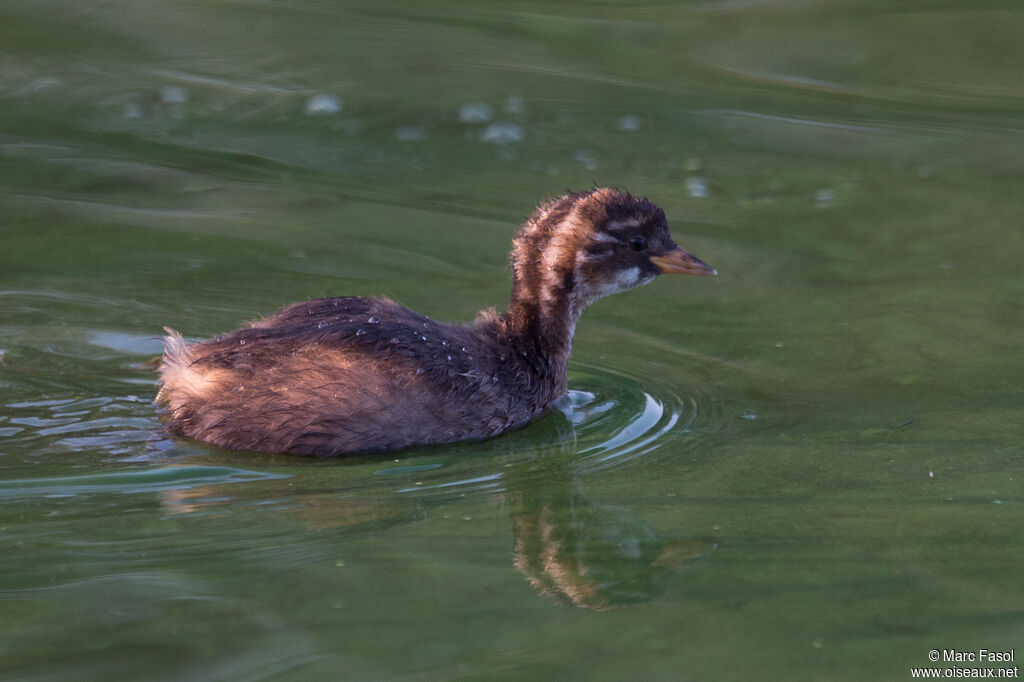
[{"x1": 156, "y1": 188, "x2": 715, "y2": 456}]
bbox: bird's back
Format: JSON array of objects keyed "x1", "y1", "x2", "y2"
[{"x1": 157, "y1": 297, "x2": 541, "y2": 455}]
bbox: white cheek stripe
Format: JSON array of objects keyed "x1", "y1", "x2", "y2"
[
  {"x1": 616, "y1": 266, "x2": 642, "y2": 289},
  {"x1": 591, "y1": 266, "x2": 642, "y2": 299}
]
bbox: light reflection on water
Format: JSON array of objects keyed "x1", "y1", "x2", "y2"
[
  {"x1": 0, "y1": 465, "x2": 288, "y2": 500},
  {"x1": 0, "y1": 350, "x2": 727, "y2": 492}
]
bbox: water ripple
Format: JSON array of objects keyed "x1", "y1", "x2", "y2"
[
  {"x1": 561, "y1": 359, "x2": 719, "y2": 476},
  {"x1": 382, "y1": 357, "x2": 722, "y2": 495},
  {"x1": 3, "y1": 392, "x2": 167, "y2": 459},
  {"x1": 0, "y1": 465, "x2": 289, "y2": 500},
  {"x1": 1, "y1": 322, "x2": 722, "y2": 497}
]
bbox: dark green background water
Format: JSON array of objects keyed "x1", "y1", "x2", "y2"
[{"x1": 1, "y1": 1, "x2": 1022, "y2": 680}]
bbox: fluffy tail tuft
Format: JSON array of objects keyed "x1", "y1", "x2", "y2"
[
  {"x1": 155, "y1": 327, "x2": 200, "y2": 411},
  {"x1": 159, "y1": 327, "x2": 194, "y2": 377}
]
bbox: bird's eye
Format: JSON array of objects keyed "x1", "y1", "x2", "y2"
[{"x1": 627, "y1": 236, "x2": 648, "y2": 252}]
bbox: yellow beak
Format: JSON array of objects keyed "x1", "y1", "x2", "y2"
[{"x1": 650, "y1": 247, "x2": 717, "y2": 276}]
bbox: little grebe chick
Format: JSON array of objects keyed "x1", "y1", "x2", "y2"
[{"x1": 156, "y1": 188, "x2": 715, "y2": 456}]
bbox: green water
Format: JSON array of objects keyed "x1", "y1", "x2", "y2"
[{"x1": 1, "y1": 1, "x2": 1022, "y2": 679}]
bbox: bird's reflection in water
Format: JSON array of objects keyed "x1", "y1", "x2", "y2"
[
  {"x1": 507, "y1": 455, "x2": 715, "y2": 610},
  {"x1": 159, "y1": 418, "x2": 714, "y2": 610}
]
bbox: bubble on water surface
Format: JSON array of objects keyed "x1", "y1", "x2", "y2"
[
  {"x1": 305, "y1": 94, "x2": 342, "y2": 115},
  {"x1": 395, "y1": 125, "x2": 426, "y2": 141},
  {"x1": 481, "y1": 121, "x2": 523, "y2": 145},
  {"x1": 503, "y1": 96, "x2": 524, "y2": 114},
  {"x1": 686, "y1": 176, "x2": 709, "y2": 199},
  {"x1": 573, "y1": 148, "x2": 597, "y2": 170},
  {"x1": 159, "y1": 86, "x2": 188, "y2": 105},
  {"x1": 617, "y1": 115, "x2": 640, "y2": 131},
  {"x1": 458, "y1": 102, "x2": 493, "y2": 123}
]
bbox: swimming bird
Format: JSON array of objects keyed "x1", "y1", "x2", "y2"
[{"x1": 156, "y1": 188, "x2": 715, "y2": 455}]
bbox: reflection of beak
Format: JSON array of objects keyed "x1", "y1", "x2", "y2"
[{"x1": 650, "y1": 247, "x2": 717, "y2": 276}]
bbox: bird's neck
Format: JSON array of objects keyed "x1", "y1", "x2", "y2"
[
  {"x1": 495, "y1": 203, "x2": 593, "y2": 405},
  {"x1": 497, "y1": 267, "x2": 587, "y2": 402}
]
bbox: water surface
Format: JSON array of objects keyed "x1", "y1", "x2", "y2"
[{"x1": 1, "y1": 1, "x2": 1022, "y2": 680}]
